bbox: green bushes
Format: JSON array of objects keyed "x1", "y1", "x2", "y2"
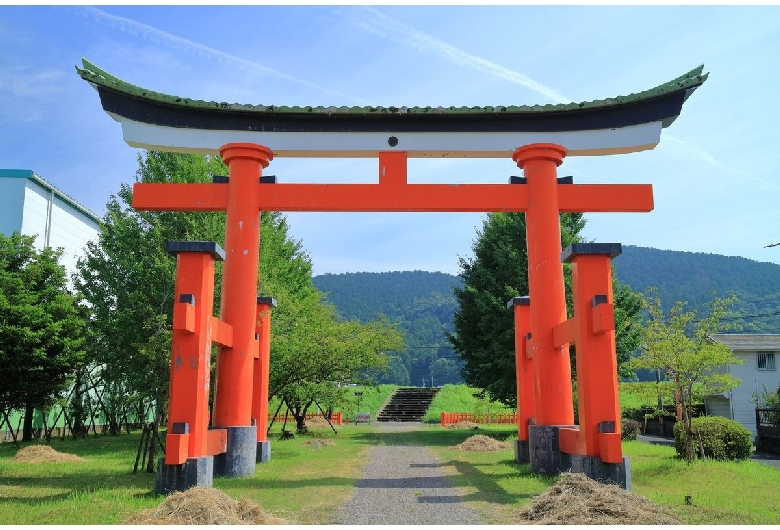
[
  {"x1": 621, "y1": 418, "x2": 641, "y2": 440},
  {"x1": 673, "y1": 416, "x2": 753, "y2": 461}
]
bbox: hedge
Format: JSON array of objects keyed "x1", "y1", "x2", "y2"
[{"x1": 673, "y1": 416, "x2": 753, "y2": 461}]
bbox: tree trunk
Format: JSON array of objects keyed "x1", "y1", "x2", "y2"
[
  {"x1": 22, "y1": 404, "x2": 34, "y2": 442},
  {"x1": 682, "y1": 388, "x2": 694, "y2": 463}
]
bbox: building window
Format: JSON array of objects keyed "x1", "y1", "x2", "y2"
[{"x1": 757, "y1": 352, "x2": 776, "y2": 371}]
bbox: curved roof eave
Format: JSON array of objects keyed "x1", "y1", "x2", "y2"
[{"x1": 76, "y1": 59, "x2": 707, "y2": 158}]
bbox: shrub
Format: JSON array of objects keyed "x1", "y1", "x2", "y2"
[
  {"x1": 673, "y1": 416, "x2": 753, "y2": 461},
  {"x1": 621, "y1": 407, "x2": 645, "y2": 422},
  {"x1": 621, "y1": 418, "x2": 641, "y2": 440}
]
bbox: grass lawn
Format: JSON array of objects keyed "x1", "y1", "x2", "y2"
[{"x1": 2, "y1": 421, "x2": 779, "y2": 524}]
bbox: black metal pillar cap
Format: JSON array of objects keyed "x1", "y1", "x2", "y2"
[
  {"x1": 507, "y1": 296, "x2": 530, "y2": 309},
  {"x1": 256, "y1": 296, "x2": 278, "y2": 308},
  {"x1": 561, "y1": 243, "x2": 622, "y2": 263},
  {"x1": 164, "y1": 241, "x2": 226, "y2": 261}
]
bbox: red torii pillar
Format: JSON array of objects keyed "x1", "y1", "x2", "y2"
[
  {"x1": 254, "y1": 296, "x2": 277, "y2": 463},
  {"x1": 554, "y1": 243, "x2": 629, "y2": 487},
  {"x1": 512, "y1": 144, "x2": 575, "y2": 475},
  {"x1": 156, "y1": 241, "x2": 232, "y2": 494},
  {"x1": 202, "y1": 144, "x2": 272, "y2": 477},
  {"x1": 508, "y1": 296, "x2": 533, "y2": 464}
]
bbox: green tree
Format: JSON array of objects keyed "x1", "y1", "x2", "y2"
[
  {"x1": 449, "y1": 212, "x2": 584, "y2": 407},
  {"x1": 627, "y1": 289, "x2": 741, "y2": 462},
  {"x1": 75, "y1": 152, "x2": 227, "y2": 433},
  {"x1": 614, "y1": 278, "x2": 644, "y2": 379},
  {"x1": 271, "y1": 291, "x2": 404, "y2": 431},
  {"x1": 0, "y1": 232, "x2": 86, "y2": 442}
]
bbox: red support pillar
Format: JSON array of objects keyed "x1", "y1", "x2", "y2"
[
  {"x1": 508, "y1": 296, "x2": 534, "y2": 464},
  {"x1": 253, "y1": 296, "x2": 277, "y2": 463},
  {"x1": 563, "y1": 243, "x2": 623, "y2": 464},
  {"x1": 164, "y1": 242, "x2": 224, "y2": 464},
  {"x1": 156, "y1": 241, "x2": 230, "y2": 495},
  {"x1": 512, "y1": 143, "x2": 573, "y2": 426},
  {"x1": 212, "y1": 143, "x2": 272, "y2": 477}
]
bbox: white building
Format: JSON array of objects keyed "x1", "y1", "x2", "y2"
[
  {"x1": 0, "y1": 169, "x2": 101, "y2": 280},
  {"x1": 705, "y1": 334, "x2": 780, "y2": 439}
]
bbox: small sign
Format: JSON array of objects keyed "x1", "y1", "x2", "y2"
[{"x1": 355, "y1": 412, "x2": 371, "y2": 424}]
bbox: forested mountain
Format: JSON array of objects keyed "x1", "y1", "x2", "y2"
[
  {"x1": 313, "y1": 271, "x2": 463, "y2": 386},
  {"x1": 313, "y1": 248, "x2": 780, "y2": 386},
  {"x1": 613, "y1": 246, "x2": 780, "y2": 332}
]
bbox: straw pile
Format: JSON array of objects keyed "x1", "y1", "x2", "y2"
[
  {"x1": 123, "y1": 486, "x2": 287, "y2": 525},
  {"x1": 300, "y1": 438, "x2": 336, "y2": 449},
  {"x1": 447, "y1": 421, "x2": 480, "y2": 430},
  {"x1": 13, "y1": 445, "x2": 86, "y2": 463},
  {"x1": 517, "y1": 472, "x2": 681, "y2": 525},
  {"x1": 452, "y1": 434, "x2": 512, "y2": 452},
  {"x1": 304, "y1": 417, "x2": 332, "y2": 428}
]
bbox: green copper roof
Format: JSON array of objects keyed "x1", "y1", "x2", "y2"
[{"x1": 76, "y1": 58, "x2": 707, "y2": 116}]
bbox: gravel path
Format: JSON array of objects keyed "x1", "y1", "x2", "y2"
[{"x1": 334, "y1": 422, "x2": 481, "y2": 525}]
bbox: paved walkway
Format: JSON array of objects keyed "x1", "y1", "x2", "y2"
[{"x1": 334, "y1": 422, "x2": 481, "y2": 525}]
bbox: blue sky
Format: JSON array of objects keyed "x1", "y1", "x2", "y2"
[{"x1": 2, "y1": 5, "x2": 780, "y2": 276}]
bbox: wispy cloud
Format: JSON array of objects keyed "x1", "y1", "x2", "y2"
[
  {"x1": 347, "y1": 6, "x2": 571, "y2": 104},
  {"x1": 0, "y1": 67, "x2": 66, "y2": 97},
  {"x1": 0, "y1": 67, "x2": 67, "y2": 123},
  {"x1": 664, "y1": 135, "x2": 779, "y2": 191},
  {"x1": 77, "y1": 6, "x2": 368, "y2": 104}
]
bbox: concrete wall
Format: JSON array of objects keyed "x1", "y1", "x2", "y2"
[
  {"x1": 729, "y1": 351, "x2": 780, "y2": 438},
  {"x1": 0, "y1": 170, "x2": 100, "y2": 282},
  {"x1": 707, "y1": 350, "x2": 780, "y2": 439}
]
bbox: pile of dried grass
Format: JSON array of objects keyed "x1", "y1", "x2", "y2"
[
  {"x1": 300, "y1": 438, "x2": 336, "y2": 449},
  {"x1": 447, "y1": 421, "x2": 479, "y2": 430},
  {"x1": 304, "y1": 417, "x2": 332, "y2": 428},
  {"x1": 123, "y1": 486, "x2": 287, "y2": 525},
  {"x1": 517, "y1": 472, "x2": 681, "y2": 525},
  {"x1": 452, "y1": 434, "x2": 512, "y2": 452},
  {"x1": 13, "y1": 445, "x2": 86, "y2": 463}
]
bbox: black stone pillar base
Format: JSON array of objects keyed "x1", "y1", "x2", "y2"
[
  {"x1": 213, "y1": 425, "x2": 257, "y2": 477},
  {"x1": 528, "y1": 425, "x2": 573, "y2": 474},
  {"x1": 569, "y1": 455, "x2": 632, "y2": 490},
  {"x1": 256, "y1": 440, "x2": 271, "y2": 463},
  {"x1": 514, "y1": 439, "x2": 530, "y2": 464},
  {"x1": 155, "y1": 456, "x2": 213, "y2": 495}
]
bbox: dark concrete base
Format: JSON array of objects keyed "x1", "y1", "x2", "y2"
[
  {"x1": 569, "y1": 455, "x2": 632, "y2": 490},
  {"x1": 213, "y1": 425, "x2": 257, "y2": 478},
  {"x1": 155, "y1": 456, "x2": 213, "y2": 495},
  {"x1": 514, "y1": 439, "x2": 530, "y2": 464},
  {"x1": 256, "y1": 440, "x2": 271, "y2": 463},
  {"x1": 529, "y1": 425, "x2": 572, "y2": 474}
]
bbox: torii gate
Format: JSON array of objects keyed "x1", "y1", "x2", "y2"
[{"x1": 77, "y1": 59, "x2": 707, "y2": 493}]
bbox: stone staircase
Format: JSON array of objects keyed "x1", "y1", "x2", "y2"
[{"x1": 376, "y1": 387, "x2": 440, "y2": 422}]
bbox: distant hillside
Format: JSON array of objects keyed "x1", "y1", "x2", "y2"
[
  {"x1": 313, "y1": 271, "x2": 463, "y2": 386},
  {"x1": 613, "y1": 246, "x2": 780, "y2": 332},
  {"x1": 312, "y1": 248, "x2": 780, "y2": 386}
]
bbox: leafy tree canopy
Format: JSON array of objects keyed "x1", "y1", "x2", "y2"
[
  {"x1": 626, "y1": 289, "x2": 742, "y2": 461},
  {"x1": 0, "y1": 232, "x2": 86, "y2": 439}
]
